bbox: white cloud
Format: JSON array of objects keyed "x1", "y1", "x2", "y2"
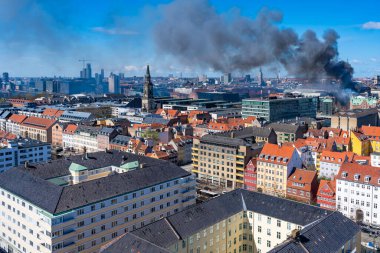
[
  {"x1": 370, "y1": 58, "x2": 378, "y2": 62},
  {"x1": 124, "y1": 65, "x2": 143, "y2": 72},
  {"x1": 362, "y1": 22, "x2": 380, "y2": 30},
  {"x1": 350, "y1": 59, "x2": 361, "y2": 64},
  {"x1": 92, "y1": 27, "x2": 138, "y2": 35}
]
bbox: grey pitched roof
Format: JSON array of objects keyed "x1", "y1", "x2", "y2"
[
  {"x1": 106, "y1": 189, "x2": 332, "y2": 251},
  {"x1": 76, "y1": 125, "x2": 101, "y2": 135},
  {"x1": 269, "y1": 123, "x2": 301, "y2": 134},
  {"x1": 100, "y1": 233, "x2": 170, "y2": 253},
  {"x1": 142, "y1": 117, "x2": 170, "y2": 125},
  {"x1": 268, "y1": 212, "x2": 360, "y2": 253},
  {"x1": 110, "y1": 135, "x2": 131, "y2": 146},
  {"x1": 0, "y1": 151, "x2": 191, "y2": 214}
]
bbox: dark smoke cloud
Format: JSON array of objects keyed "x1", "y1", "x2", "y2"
[{"x1": 154, "y1": 0, "x2": 357, "y2": 92}]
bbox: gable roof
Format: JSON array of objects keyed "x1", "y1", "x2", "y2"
[
  {"x1": 258, "y1": 143, "x2": 296, "y2": 165},
  {"x1": 21, "y1": 116, "x2": 56, "y2": 130},
  {"x1": 317, "y1": 179, "x2": 336, "y2": 196},
  {"x1": 269, "y1": 212, "x2": 359, "y2": 253},
  {"x1": 8, "y1": 114, "x2": 28, "y2": 124},
  {"x1": 287, "y1": 169, "x2": 317, "y2": 191}
]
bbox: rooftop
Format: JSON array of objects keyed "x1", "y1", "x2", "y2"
[
  {"x1": 0, "y1": 151, "x2": 191, "y2": 215},
  {"x1": 103, "y1": 189, "x2": 331, "y2": 252}
]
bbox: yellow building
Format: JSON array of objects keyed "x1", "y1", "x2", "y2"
[
  {"x1": 350, "y1": 131, "x2": 370, "y2": 156},
  {"x1": 361, "y1": 125, "x2": 380, "y2": 153}
]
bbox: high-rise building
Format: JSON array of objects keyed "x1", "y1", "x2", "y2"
[
  {"x1": 242, "y1": 97, "x2": 318, "y2": 122},
  {"x1": 0, "y1": 151, "x2": 196, "y2": 253},
  {"x1": 222, "y1": 72, "x2": 232, "y2": 84},
  {"x1": 142, "y1": 65, "x2": 154, "y2": 112},
  {"x1": 259, "y1": 67, "x2": 266, "y2": 87},
  {"x1": 100, "y1": 69, "x2": 105, "y2": 80},
  {"x1": 108, "y1": 73, "x2": 120, "y2": 94},
  {"x1": 2, "y1": 72, "x2": 9, "y2": 83},
  {"x1": 86, "y1": 63, "x2": 92, "y2": 79}
]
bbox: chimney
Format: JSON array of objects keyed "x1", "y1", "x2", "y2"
[
  {"x1": 24, "y1": 161, "x2": 29, "y2": 169},
  {"x1": 139, "y1": 163, "x2": 145, "y2": 169},
  {"x1": 231, "y1": 132, "x2": 235, "y2": 138},
  {"x1": 290, "y1": 229, "x2": 300, "y2": 239},
  {"x1": 278, "y1": 143, "x2": 282, "y2": 147}
]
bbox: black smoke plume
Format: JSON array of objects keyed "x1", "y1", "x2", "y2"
[{"x1": 154, "y1": 0, "x2": 359, "y2": 95}]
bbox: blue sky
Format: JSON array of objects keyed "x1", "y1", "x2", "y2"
[{"x1": 0, "y1": 0, "x2": 379, "y2": 77}]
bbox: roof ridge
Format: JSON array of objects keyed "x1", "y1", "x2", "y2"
[
  {"x1": 164, "y1": 217, "x2": 181, "y2": 240},
  {"x1": 53, "y1": 187, "x2": 65, "y2": 214}
]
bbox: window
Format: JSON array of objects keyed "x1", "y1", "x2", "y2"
[
  {"x1": 277, "y1": 232, "x2": 281, "y2": 239},
  {"x1": 277, "y1": 220, "x2": 281, "y2": 227},
  {"x1": 267, "y1": 240, "x2": 271, "y2": 247}
]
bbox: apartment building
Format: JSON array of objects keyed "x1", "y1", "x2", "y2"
[
  {"x1": 336, "y1": 163, "x2": 380, "y2": 226},
  {"x1": 97, "y1": 128, "x2": 119, "y2": 151},
  {"x1": 244, "y1": 158, "x2": 257, "y2": 191},
  {"x1": 19, "y1": 116, "x2": 56, "y2": 143},
  {"x1": 169, "y1": 136, "x2": 193, "y2": 165},
  {"x1": 192, "y1": 128, "x2": 265, "y2": 189},
  {"x1": 286, "y1": 168, "x2": 318, "y2": 204},
  {"x1": 331, "y1": 108, "x2": 378, "y2": 131},
  {"x1": 319, "y1": 151, "x2": 351, "y2": 179},
  {"x1": 0, "y1": 138, "x2": 51, "y2": 173},
  {"x1": 102, "y1": 189, "x2": 360, "y2": 253},
  {"x1": 0, "y1": 151, "x2": 196, "y2": 253},
  {"x1": 257, "y1": 143, "x2": 302, "y2": 197},
  {"x1": 268, "y1": 123, "x2": 305, "y2": 144},
  {"x1": 241, "y1": 97, "x2": 317, "y2": 122},
  {"x1": 317, "y1": 179, "x2": 336, "y2": 211},
  {"x1": 5, "y1": 114, "x2": 27, "y2": 136},
  {"x1": 70, "y1": 125, "x2": 101, "y2": 153},
  {"x1": 62, "y1": 124, "x2": 78, "y2": 150}
]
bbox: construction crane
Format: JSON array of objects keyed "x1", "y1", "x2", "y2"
[{"x1": 78, "y1": 59, "x2": 91, "y2": 69}]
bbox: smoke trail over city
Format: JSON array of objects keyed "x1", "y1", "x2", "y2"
[{"x1": 154, "y1": 0, "x2": 356, "y2": 91}]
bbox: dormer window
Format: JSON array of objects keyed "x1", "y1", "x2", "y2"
[
  {"x1": 378, "y1": 178, "x2": 380, "y2": 184},
  {"x1": 354, "y1": 174, "x2": 360, "y2": 181},
  {"x1": 277, "y1": 157, "x2": 282, "y2": 162},
  {"x1": 259, "y1": 154, "x2": 264, "y2": 159},
  {"x1": 342, "y1": 172, "x2": 348, "y2": 178},
  {"x1": 283, "y1": 158, "x2": 288, "y2": 163},
  {"x1": 364, "y1": 176, "x2": 371, "y2": 182}
]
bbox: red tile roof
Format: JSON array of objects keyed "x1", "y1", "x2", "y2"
[
  {"x1": 320, "y1": 151, "x2": 347, "y2": 164},
  {"x1": 21, "y1": 117, "x2": 56, "y2": 130},
  {"x1": 317, "y1": 179, "x2": 336, "y2": 196},
  {"x1": 361, "y1": 125, "x2": 380, "y2": 137},
  {"x1": 8, "y1": 114, "x2": 28, "y2": 124},
  {"x1": 337, "y1": 163, "x2": 380, "y2": 186},
  {"x1": 258, "y1": 143, "x2": 295, "y2": 165},
  {"x1": 64, "y1": 124, "x2": 78, "y2": 134},
  {"x1": 287, "y1": 168, "x2": 317, "y2": 191},
  {"x1": 42, "y1": 108, "x2": 64, "y2": 117}
]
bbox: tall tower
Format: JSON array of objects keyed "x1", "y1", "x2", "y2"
[
  {"x1": 259, "y1": 67, "x2": 266, "y2": 87},
  {"x1": 108, "y1": 73, "x2": 120, "y2": 94},
  {"x1": 142, "y1": 65, "x2": 154, "y2": 112}
]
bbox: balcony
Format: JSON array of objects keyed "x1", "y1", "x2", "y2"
[
  {"x1": 63, "y1": 228, "x2": 75, "y2": 235},
  {"x1": 182, "y1": 196, "x2": 195, "y2": 203}
]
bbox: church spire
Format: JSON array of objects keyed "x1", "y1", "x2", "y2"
[{"x1": 145, "y1": 65, "x2": 151, "y2": 80}]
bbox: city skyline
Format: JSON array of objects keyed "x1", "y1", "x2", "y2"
[{"x1": 0, "y1": 0, "x2": 379, "y2": 77}]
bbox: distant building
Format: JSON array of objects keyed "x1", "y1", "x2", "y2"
[
  {"x1": 318, "y1": 96, "x2": 335, "y2": 115},
  {"x1": 350, "y1": 95, "x2": 378, "y2": 110},
  {"x1": 331, "y1": 108, "x2": 379, "y2": 131},
  {"x1": 59, "y1": 110, "x2": 94, "y2": 122},
  {"x1": 108, "y1": 73, "x2": 120, "y2": 94},
  {"x1": 242, "y1": 97, "x2": 317, "y2": 122},
  {"x1": 197, "y1": 91, "x2": 240, "y2": 102},
  {"x1": 222, "y1": 72, "x2": 232, "y2": 84}
]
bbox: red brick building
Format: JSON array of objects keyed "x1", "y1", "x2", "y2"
[
  {"x1": 286, "y1": 168, "x2": 318, "y2": 204},
  {"x1": 317, "y1": 179, "x2": 336, "y2": 211},
  {"x1": 244, "y1": 158, "x2": 257, "y2": 192}
]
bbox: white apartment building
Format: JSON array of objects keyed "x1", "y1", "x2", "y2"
[
  {"x1": 371, "y1": 152, "x2": 380, "y2": 167},
  {"x1": 0, "y1": 138, "x2": 51, "y2": 173},
  {"x1": 0, "y1": 151, "x2": 196, "y2": 253},
  {"x1": 319, "y1": 150, "x2": 349, "y2": 179},
  {"x1": 336, "y1": 163, "x2": 380, "y2": 226}
]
